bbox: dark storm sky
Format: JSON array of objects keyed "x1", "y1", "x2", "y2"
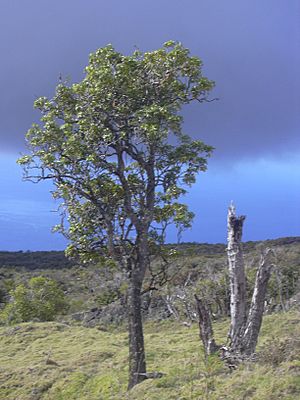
[{"x1": 0, "y1": 0, "x2": 299, "y2": 250}]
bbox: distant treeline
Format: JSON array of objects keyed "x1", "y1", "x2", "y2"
[
  {"x1": 0, "y1": 237, "x2": 299, "y2": 270},
  {"x1": 0, "y1": 251, "x2": 75, "y2": 270},
  {"x1": 166, "y1": 236, "x2": 300, "y2": 255}
]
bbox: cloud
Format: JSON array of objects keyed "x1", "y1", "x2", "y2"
[{"x1": 0, "y1": 0, "x2": 299, "y2": 161}]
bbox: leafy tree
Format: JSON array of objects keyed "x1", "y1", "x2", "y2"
[
  {"x1": 18, "y1": 41, "x2": 214, "y2": 389},
  {"x1": 0, "y1": 277, "x2": 68, "y2": 323}
]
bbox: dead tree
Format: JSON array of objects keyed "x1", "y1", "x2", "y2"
[
  {"x1": 195, "y1": 294, "x2": 219, "y2": 355},
  {"x1": 227, "y1": 203, "x2": 247, "y2": 350},
  {"x1": 196, "y1": 203, "x2": 273, "y2": 360}
]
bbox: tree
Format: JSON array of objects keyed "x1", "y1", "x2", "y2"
[
  {"x1": 227, "y1": 203, "x2": 247, "y2": 350},
  {"x1": 227, "y1": 204, "x2": 273, "y2": 355},
  {"x1": 0, "y1": 277, "x2": 68, "y2": 324},
  {"x1": 18, "y1": 41, "x2": 214, "y2": 389},
  {"x1": 196, "y1": 204, "x2": 273, "y2": 362}
]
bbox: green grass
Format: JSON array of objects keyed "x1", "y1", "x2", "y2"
[{"x1": 0, "y1": 311, "x2": 299, "y2": 399}]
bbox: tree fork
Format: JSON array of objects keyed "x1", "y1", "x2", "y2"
[
  {"x1": 226, "y1": 203, "x2": 273, "y2": 356},
  {"x1": 196, "y1": 204, "x2": 273, "y2": 362}
]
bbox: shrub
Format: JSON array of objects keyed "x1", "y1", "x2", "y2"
[
  {"x1": 0, "y1": 276, "x2": 69, "y2": 324},
  {"x1": 259, "y1": 334, "x2": 300, "y2": 366},
  {"x1": 95, "y1": 285, "x2": 122, "y2": 307}
]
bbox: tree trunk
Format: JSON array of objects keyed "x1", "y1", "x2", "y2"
[
  {"x1": 241, "y1": 249, "x2": 273, "y2": 355},
  {"x1": 127, "y1": 273, "x2": 147, "y2": 390},
  {"x1": 127, "y1": 232, "x2": 149, "y2": 390},
  {"x1": 227, "y1": 203, "x2": 247, "y2": 350},
  {"x1": 195, "y1": 294, "x2": 219, "y2": 356}
]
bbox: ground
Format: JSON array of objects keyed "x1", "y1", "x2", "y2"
[{"x1": 0, "y1": 311, "x2": 299, "y2": 400}]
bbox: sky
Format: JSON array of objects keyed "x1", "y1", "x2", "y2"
[{"x1": 0, "y1": 0, "x2": 299, "y2": 250}]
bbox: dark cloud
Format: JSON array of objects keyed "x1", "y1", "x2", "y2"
[{"x1": 1, "y1": 0, "x2": 299, "y2": 161}]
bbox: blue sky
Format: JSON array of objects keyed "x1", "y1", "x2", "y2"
[{"x1": 0, "y1": 0, "x2": 299, "y2": 250}]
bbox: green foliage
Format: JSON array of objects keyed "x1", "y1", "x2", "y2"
[
  {"x1": 0, "y1": 277, "x2": 68, "y2": 324},
  {"x1": 195, "y1": 274, "x2": 230, "y2": 316},
  {"x1": 95, "y1": 287, "x2": 120, "y2": 307},
  {"x1": 0, "y1": 287, "x2": 6, "y2": 304},
  {"x1": 18, "y1": 41, "x2": 214, "y2": 264}
]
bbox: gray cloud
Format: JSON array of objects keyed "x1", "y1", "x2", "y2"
[{"x1": 1, "y1": 0, "x2": 299, "y2": 161}]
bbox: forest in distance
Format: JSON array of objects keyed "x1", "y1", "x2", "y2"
[{"x1": 1, "y1": 235, "x2": 300, "y2": 269}]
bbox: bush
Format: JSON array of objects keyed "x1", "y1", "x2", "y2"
[
  {"x1": 0, "y1": 277, "x2": 69, "y2": 324},
  {"x1": 95, "y1": 287, "x2": 120, "y2": 306},
  {"x1": 259, "y1": 334, "x2": 300, "y2": 366}
]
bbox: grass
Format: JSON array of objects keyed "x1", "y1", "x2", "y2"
[{"x1": 0, "y1": 311, "x2": 299, "y2": 399}]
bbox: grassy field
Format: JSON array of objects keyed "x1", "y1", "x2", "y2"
[{"x1": 0, "y1": 311, "x2": 299, "y2": 400}]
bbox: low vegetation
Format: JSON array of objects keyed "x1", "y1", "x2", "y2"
[
  {"x1": 0, "y1": 277, "x2": 68, "y2": 324},
  {"x1": 0, "y1": 311, "x2": 299, "y2": 399},
  {"x1": 1, "y1": 237, "x2": 299, "y2": 321},
  {"x1": 0, "y1": 237, "x2": 299, "y2": 398}
]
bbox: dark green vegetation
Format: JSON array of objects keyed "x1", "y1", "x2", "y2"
[
  {"x1": 0, "y1": 277, "x2": 69, "y2": 324},
  {"x1": 0, "y1": 251, "x2": 74, "y2": 270}
]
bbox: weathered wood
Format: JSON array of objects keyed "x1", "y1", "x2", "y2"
[
  {"x1": 195, "y1": 203, "x2": 273, "y2": 362},
  {"x1": 195, "y1": 294, "x2": 219, "y2": 356},
  {"x1": 227, "y1": 203, "x2": 247, "y2": 350},
  {"x1": 226, "y1": 203, "x2": 273, "y2": 357},
  {"x1": 135, "y1": 371, "x2": 165, "y2": 379},
  {"x1": 241, "y1": 249, "x2": 273, "y2": 355}
]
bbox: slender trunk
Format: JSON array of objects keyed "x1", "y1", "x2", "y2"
[
  {"x1": 195, "y1": 295, "x2": 219, "y2": 356},
  {"x1": 127, "y1": 232, "x2": 148, "y2": 390},
  {"x1": 227, "y1": 203, "x2": 247, "y2": 350},
  {"x1": 241, "y1": 249, "x2": 273, "y2": 355},
  {"x1": 127, "y1": 273, "x2": 147, "y2": 390}
]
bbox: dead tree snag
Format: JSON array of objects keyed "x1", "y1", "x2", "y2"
[
  {"x1": 195, "y1": 294, "x2": 219, "y2": 355},
  {"x1": 196, "y1": 203, "x2": 273, "y2": 361},
  {"x1": 227, "y1": 203, "x2": 247, "y2": 350}
]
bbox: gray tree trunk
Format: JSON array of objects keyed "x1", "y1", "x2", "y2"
[
  {"x1": 127, "y1": 233, "x2": 149, "y2": 390},
  {"x1": 227, "y1": 203, "x2": 247, "y2": 350},
  {"x1": 241, "y1": 249, "x2": 273, "y2": 355},
  {"x1": 127, "y1": 273, "x2": 147, "y2": 390},
  {"x1": 195, "y1": 294, "x2": 219, "y2": 355}
]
